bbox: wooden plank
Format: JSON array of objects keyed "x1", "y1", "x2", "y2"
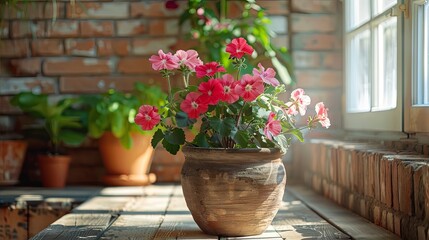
[
  {"x1": 30, "y1": 213, "x2": 113, "y2": 240},
  {"x1": 272, "y1": 191, "x2": 350, "y2": 239},
  {"x1": 222, "y1": 225, "x2": 282, "y2": 240},
  {"x1": 153, "y1": 185, "x2": 217, "y2": 239},
  {"x1": 288, "y1": 185, "x2": 401, "y2": 240},
  {"x1": 74, "y1": 196, "x2": 133, "y2": 213},
  {"x1": 100, "y1": 187, "x2": 174, "y2": 239}
]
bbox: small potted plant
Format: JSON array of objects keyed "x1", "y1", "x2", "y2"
[
  {"x1": 10, "y1": 92, "x2": 87, "y2": 188},
  {"x1": 84, "y1": 82, "x2": 167, "y2": 186}
]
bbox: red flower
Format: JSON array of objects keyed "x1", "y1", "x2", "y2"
[
  {"x1": 219, "y1": 74, "x2": 239, "y2": 104},
  {"x1": 226, "y1": 37, "x2": 254, "y2": 59},
  {"x1": 198, "y1": 79, "x2": 223, "y2": 105},
  {"x1": 134, "y1": 105, "x2": 161, "y2": 130},
  {"x1": 264, "y1": 112, "x2": 282, "y2": 141},
  {"x1": 234, "y1": 74, "x2": 264, "y2": 102},
  {"x1": 180, "y1": 92, "x2": 208, "y2": 119},
  {"x1": 195, "y1": 62, "x2": 226, "y2": 78}
]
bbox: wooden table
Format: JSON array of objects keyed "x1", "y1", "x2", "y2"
[{"x1": 28, "y1": 184, "x2": 398, "y2": 240}]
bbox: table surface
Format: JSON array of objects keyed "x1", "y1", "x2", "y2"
[{"x1": 21, "y1": 184, "x2": 397, "y2": 240}]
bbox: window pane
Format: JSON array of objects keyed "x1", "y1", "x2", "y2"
[
  {"x1": 373, "y1": 18, "x2": 397, "y2": 110},
  {"x1": 413, "y1": 3, "x2": 429, "y2": 106},
  {"x1": 347, "y1": 0, "x2": 371, "y2": 30},
  {"x1": 374, "y1": 0, "x2": 398, "y2": 15},
  {"x1": 347, "y1": 30, "x2": 371, "y2": 112}
]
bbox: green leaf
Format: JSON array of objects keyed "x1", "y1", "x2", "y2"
[
  {"x1": 233, "y1": 130, "x2": 250, "y2": 148},
  {"x1": 59, "y1": 129, "x2": 86, "y2": 146},
  {"x1": 164, "y1": 128, "x2": 186, "y2": 145},
  {"x1": 110, "y1": 110, "x2": 125, "y2": 138},
  {"x1": 274, "y1": 134, "x2": 289, "y2": 154},
  {"x1": 151, "y1": 129, "x2": 164, "y2": 148},
  {"x1": 271, "y1": 57, "x2": 292, "y2": 86},
  {"x1": 162, "y1": 139, "x2": 180, "y2": 155},
  {"x1": 289, "y1": 129, "x2": 304, "y2": 142},
  {"x1": 209, "y1": 117, "x2": 236, "y2": 137},
  {"x1": 175, "y1": 111, "x2": 196, "y2": 127},
  {"x1": 192, "y1": 133, "x2": 209, "y2": 147},
  {"x1": 120, "y1": 133, "x2": 133, "y2": 149}
]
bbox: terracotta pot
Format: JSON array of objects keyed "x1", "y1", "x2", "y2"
[
  {"x1": 98, "y1": 132, "x2": 156, "y2": 186},
  {"x1": 181, "y1": 146, "x2": 286, "y2": 237},
  {"x1": 37, "y1": 154, "x2": 71, "y2": 188},
  {"x1": 0, "y1": 140, "x2": 28, "y2": 185}
]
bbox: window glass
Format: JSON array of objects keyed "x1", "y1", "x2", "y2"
[
  {"x1": 373, "y1": 18, "x2": 397, "y2": 110},
  {"x1": 347, "y1": 30, "x2": 371, "y2": 112},
  {"x1": 375, "y1": 0, "x2": 397, "y2": 15},
  {"x1": 413, "y1": 3, "x2": 429, "y2": 106},
  {"x1": 348, "y1": 0, "x2": 371, "y2": 30}
]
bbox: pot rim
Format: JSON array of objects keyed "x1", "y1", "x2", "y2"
[{"x1": 182, "y1": 145, "x2": 284, "y2": 154}]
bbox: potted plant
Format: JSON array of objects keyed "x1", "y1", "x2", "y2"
[
  {"x1": 84, "y1": 82, "x2": 167, "y2": 186},
  {"x1": 135, "y1": 38, "x2": 331, "y2": 237},
  {"x1": 10, "y1": 92, "x2": 87, "y2": 188}
]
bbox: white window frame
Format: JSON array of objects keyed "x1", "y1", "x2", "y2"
[
  {"x1": 344, "y1": 0, "x2": 403, "y2": 132},
  {"x1": 404, "y1": 0, "x2": 429, "y2": 133},
  {"x1": 344, "y1": 0, "x2": 429, "y2": 134}
]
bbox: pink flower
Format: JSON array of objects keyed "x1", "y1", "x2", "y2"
[
  {"x1": 135, "y1": 105, "x2": 161, "y2": 130},
  {"x1": 315, "y1": 102, "x2": 331, "y2": 128},
  {"x1": 285, "y1": 88, "x2": 311, "y2": 116},
  {"x1": 149, "y1": 50, "x2": 179, "y2": 71},
  {"x1": 180, "y1": 92, "x2": 208, "y2": 119},
  {"x1": 226, "y1": 37, "x2": 254, "y2": 59},
  {"x1": 175, "y1": 50, "x2": 203, "y2": 71},
  {"x1": 253, "y1": 63, "x2": 280, "y2": 86},
  {"x1": 264, "y1": 112, "x2": 282, "y2": 141},
  {"x1": 198, "y1": 79, "x2": 223, "y2": 105},
  {"x1": 234, "y1": 74, "x2": 264, "y2": 102},
  {"x1": 195, "y1": 62, "x2": 226, "y2": 78},
  {"x1": 219, "y1": 74, "x2": 239, "y2": 104}
]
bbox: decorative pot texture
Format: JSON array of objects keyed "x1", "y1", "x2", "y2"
[
  {"x1": 99, "y1": 132, "x2": 156, "y2": 185},
  {"x1": 37, "y1": 154, "x2": 71, "y2": 188},
  {"x1": 0, "y1": 140, "x2": 27, "y2": 185},
  {"x1": 181, "y1": 146, "x2": 286, "y2": 237}
]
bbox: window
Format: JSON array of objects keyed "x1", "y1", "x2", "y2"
[
  {"x1": 344, "y1": 0, "x2": 429, "y2": 133},
  {"x1": 405, "y1": 0, "x2": 429, "y2": 132}
]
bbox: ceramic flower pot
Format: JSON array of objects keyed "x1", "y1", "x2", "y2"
[
  {"x1": 0, "y1": 140, "x2": 27, "y2": 185},
  {"x1": 98, "y1": 132, "x2": 156, "y2": 186},
  {"x1": 180, "y1": 146, "x2": 286, "y2": 237},
  {"x1": 37, "y1": 154, "x2": 71, "y2": 188}
]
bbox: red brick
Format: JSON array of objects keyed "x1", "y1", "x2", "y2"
[
  {"x1": 148, "y1": 19, "x2": 179, "y2": 36},
  {"x1": 295, "y1": 70, "x2": 342, "y2": 88},
  {"x1": 293, "y1": 51, "x2": 321, "y2": 68},
  {"x1": 3, "y1": 2, "x2": 65, "y2": 20},
  {"x1": 0, "y1": 39, "x2": 29, "y2": 57},
  {"x1": 258, "y1": 1, "x2": 289, "y2": 15},
  {"x1": 132, "y1": 38, "x2": 177, "y2": 55},
  {"x1": 0, "y1": 206, "x2": 28, "y2": 239},
  {"x1": 11, "y1": 21, "x2": 45, "y2": 38},
  {"x1": 59, "y1": 76, "x2": 166, "y2": 93},
  {"x1": 413, "y1": 164, "x2": 428, "y2": 220},
  {"x1": 169, "y1": 39, "x2": 200, "y2": 51},
  {"x1": 131, "y1": 2, "x2": 186, "y2": 18},
  {"x1": 291, "y1": 14, "x2": 336, "y2": 33},
  {"x1": 272, "y1": 35, "x2": 289, "y2": 49},
  {"x1": 67, "y1": 2, "x2": 129, "y2": 19},
  {"x1": 322, "y1": 52, "x2": 342, "y2": 70},
  {"x1": 0, "y1": 77, "x2": 56, "y2": 95},
  {"x1": 117, "y1": 20, "x2": 147, "y2": 36},
  {"x1": 293, "y1": 33, "x2": 340, "y2": 50},
  {"x1": 9, "y1": 58, "x2": 42, "y2": 76},
  {"x1": 117, "y1": 57, "x2": 153, "y2": 74},
  {"x1": 291, "y1": 0, "x2": 338, "y2": 13},
  {"x1": 97, "y1": 39, "x2": 130, "y2": 56},
  {"x1": 0, "y1": 96, "x2": 20, "y2": 114},
  {"x1": 0, "y1": 61, "x2": 11, "y2": 76},
  {"x1": 65, "y1": 39, "x2": 96, "y2": 57},
  {"x1": 46, "y1": 20, "x2": 79, "y2": 37},
  {"x1": 43, "y1": 58, "x2": 112, "y2": 75},
  {"x1": 31, "y1": 39, "x2": 64, "y2": 56},
  {"x1": 80, "y1": 21, "x2": 114, "y2": 37}
]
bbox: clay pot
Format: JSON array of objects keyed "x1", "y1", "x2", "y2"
[
  {"x1": 0, "y1": 140, "x2": 28, "y2": 185},
  {"x1": 37, "y1": 154, "x2": 71, "y2": 188},
  {"x1": 181, "y1": 146, "x2": 286, "y2": 237},
  {"x1": 98, "y1": 132, "x2": 156, "y2": 186}
]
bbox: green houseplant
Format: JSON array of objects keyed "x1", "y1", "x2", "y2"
[
  {"x1": 10, "y1": 92, "x2": 86, "y2": 188},
  {"x1": 84, "y1": 82, "x2": 167, "y2": 186},
  {"x1": 135, "y1": 38, "x2": 330, "y2": 236}
]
